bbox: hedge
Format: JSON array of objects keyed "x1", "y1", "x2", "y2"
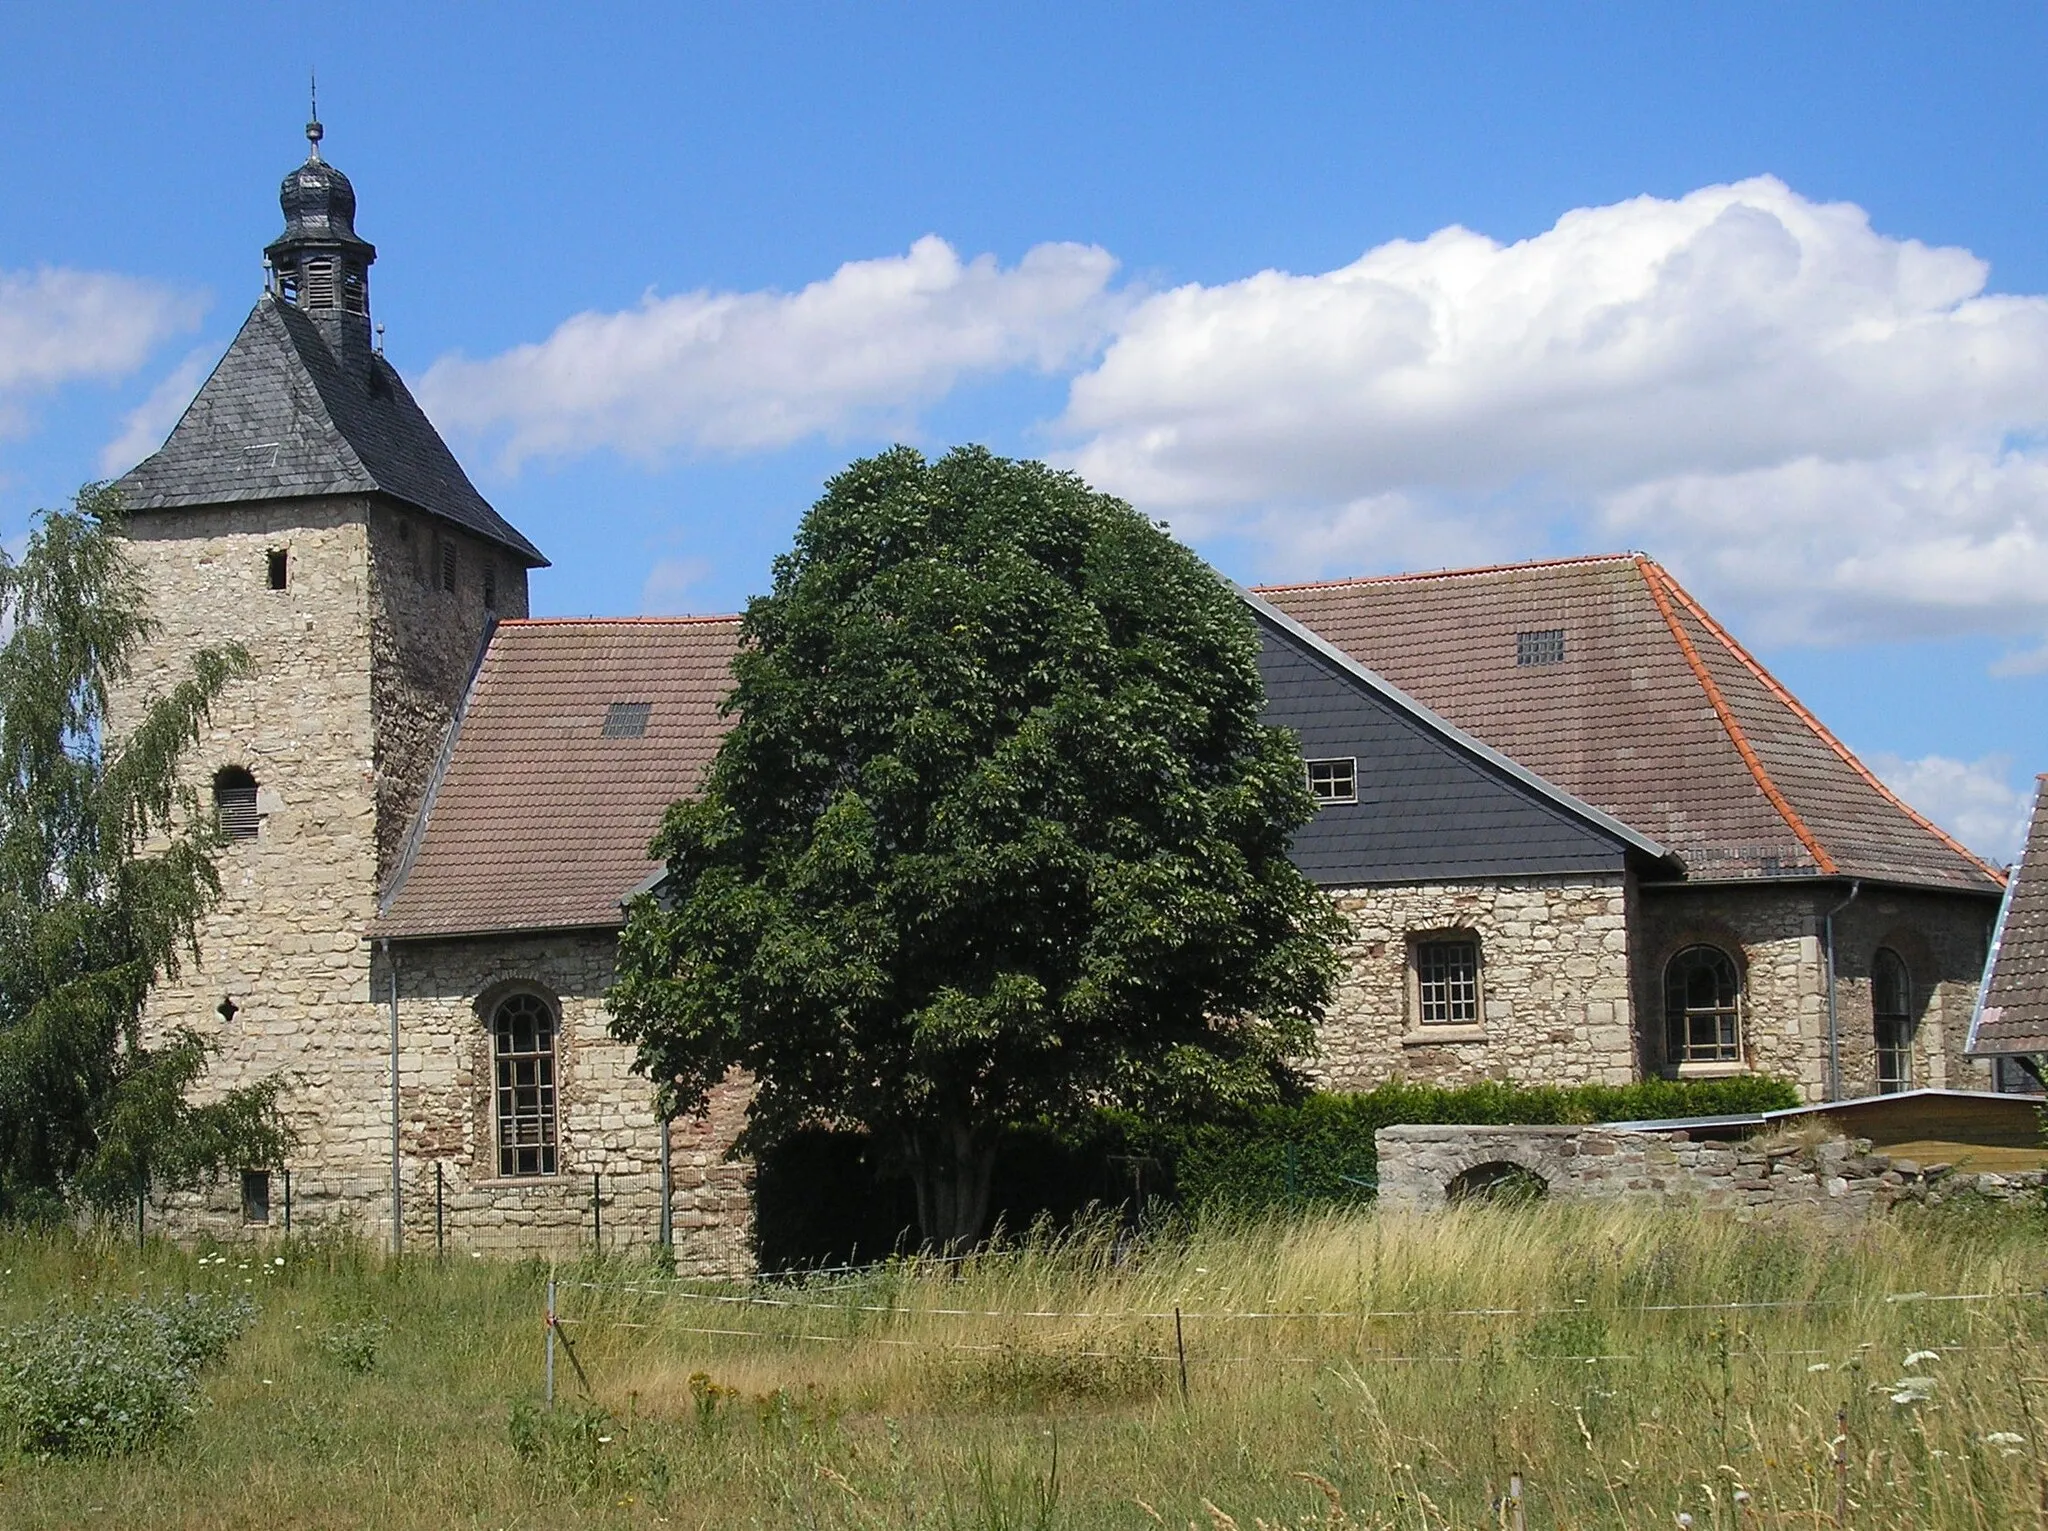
[{"x1": 1119, "y1": 1075, "x2": 1802, "y2": 1212}]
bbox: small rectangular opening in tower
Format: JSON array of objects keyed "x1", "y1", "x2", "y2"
[
  {"x1": 439, "y1": 540, "x2": 457, "y2": 593},
  {"x1": 267, "y1": 549, "x2": 289, "y2": 590},
  {"x1": 483, "y1": 565, "x2": 498, "y2": 611},
  {"x1": 241, "y1": 1169, "x2": 271, "y2": 1225}
]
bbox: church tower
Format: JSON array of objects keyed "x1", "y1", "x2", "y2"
[{"x1": 109, "y1": 115, "x2": 546, "y2": 1239}]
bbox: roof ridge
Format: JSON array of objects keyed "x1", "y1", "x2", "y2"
[
  {"x1": 498, "y1": 614, "x2": 743, "y2": 627},
  {"x1": 1633, "y1": 556, "x2": 1837, "y2": 875},
  {"x1": 1252, "y1": 551, "x2": 1640, "y2": 593},
  {"x1": 1647, "y1": 559, "x2": 2005, "y2": 885}
]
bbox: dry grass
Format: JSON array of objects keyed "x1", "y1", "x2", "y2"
[{"x1": 5, "y1": 1198, "x2": 2048, "y2": 1528}]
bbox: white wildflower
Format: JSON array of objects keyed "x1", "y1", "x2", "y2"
[
  {"x1": 1890, "y1": 1376, "x2": 1937, "y2": 1405},
  {"x1": 1807, "y1": 1362, "x2": 1830, "y2": 1372},
  {"x1": 1984, "y1": 1432, "x2": 2027, "y2": 1446},
  {"x1": 1903, "y1": 1350, "x2": 1941, "y2": 1367}
]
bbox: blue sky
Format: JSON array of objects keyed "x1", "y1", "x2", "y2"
[{"x1": 5, "y1": 3, "x2": 2048, "y2": 858}]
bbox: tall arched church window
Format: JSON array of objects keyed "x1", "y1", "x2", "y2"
[
  {"x1": 1664, "y1": 945, "x2": 1742, "y2": 1065},
  {"x1": 493, "y1": 993, "x2": 559, "y2": 1177},
  {"x1": 212, "y1": 766, "x2": 260, "y2": 841},
  {"x1": 1873, "y1": 947, "x2": 1914, "y2": 1094}
]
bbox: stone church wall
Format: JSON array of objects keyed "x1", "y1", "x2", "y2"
[
  {"x1": 1313, "y1": 875, "x2": 1636, "y2": 1089},
  {"x1": 1633, "y1": 885, "x2": 1997, "y2": 1102}
]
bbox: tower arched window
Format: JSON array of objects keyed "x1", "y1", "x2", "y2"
[
  {"x1": 1664, "y1": 945, "x2": 1742, "y2": 1065},
  {"x1": 212, "y1": 766, "x2": 260, "y2": 841},
  {"x1": 1873, "y1": 947, "x2": 1914, "y2": 1094},
  {"x1": 493, "y1": 993, "x2": 559, "y2": 1177}
]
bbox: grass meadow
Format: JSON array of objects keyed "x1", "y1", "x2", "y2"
[{"x1": 3, "y1": 1199, "x2": 2048, "y2": 1529}]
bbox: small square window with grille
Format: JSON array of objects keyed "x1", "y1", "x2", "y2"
[
  {"x1": 267, "y1": 549, "x2": 288, "y2": 590},
  {"x1": 482, "y1": 565, "x2": 498, "y2": 611},
  {"x1": 603, "y1": 702, "x2": 653, "y2": 738},
  {"x1": 1516, "y1": 628, "x2": 1566, "y2": 667},
  {"x1": 1414, "y1": 937, "x2": 1481, "y2": 1025},
  {"x1": 439, "y1": 540, "x2": 457, "y2": 593},
  {"x1": 241, "y1": 1169, "x2": 270, "y2": 1225},
  {"x1": 1306, "y1": 757, "x2": 1357, "y2": 805}
]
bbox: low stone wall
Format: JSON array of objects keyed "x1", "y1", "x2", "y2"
[{"x1": 1376, "y1": 1123, "x2": 2045, "y2": 1220}]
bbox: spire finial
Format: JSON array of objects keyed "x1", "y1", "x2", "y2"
[{"x1": 306, "y1": 69, "x2": 323, "y2": 161}]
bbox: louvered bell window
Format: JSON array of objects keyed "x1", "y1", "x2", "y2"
[
  {"x1": 213, "y1": 766, "x2": 260, "y2": 842},
  {"x1": 301, "y1": 257, "x2": 338, "y2": 309}
]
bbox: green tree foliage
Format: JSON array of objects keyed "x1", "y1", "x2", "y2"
[
  {"x1": 610, "y1": 446, "x2": 1342, "y2": 1247},
  {"x1": 0, "y1": 485, "x2": 290, "y2": 1221}
]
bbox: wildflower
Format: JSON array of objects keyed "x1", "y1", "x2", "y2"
[
  {"x1": 1903, "y1": 1350, "x2": 1940, "y2": 1367},
  {"x1": 1807, "y1": 1363, "x2": 1830, "y2": 1372},
  {"x1": 1889, "y1": 1376, "x2": 1936, "y2": 1405},
  {"x1": 272, "y1": 1257, "x2": 284, "y2": 1267},
  {"x1": 1984, "y1": 1432, "x2": 2027, "y2": 1446},
  {"x1": 597, "y1": 1435, "x2": 613, "y2": 1444}
]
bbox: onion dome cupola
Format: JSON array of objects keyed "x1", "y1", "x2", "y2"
[{"x1": 264, "y1": 115, "x2": 377, "y2": 340}]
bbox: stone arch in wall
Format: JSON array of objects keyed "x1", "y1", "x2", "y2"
[
  {"x1": 1428, "y1": 1138, "x2": 1576, "y2": 1209},
  {"x1": 1445, "y1": 1160, "x2": 1549, "y2": 1205}
]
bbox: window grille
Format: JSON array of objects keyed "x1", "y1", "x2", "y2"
[
  {"x1": 267, "y1": 549, "x2": 288, "y2": 590},
  {"x1": 1664, "y1": 945, "x2": 1742, "y2": 1063},
  {"x1": 241, "y1": 1170, "x2": 270, "y2": 1225},
  {"x1": 301, "y1": 258, "x2": 337, "y2": 309},
  {"x1": 603, "y1": 702, "x2": 653, "y2": 738},
  {"x1": 1306, "y1": 757, "x2": 1357, "y2": 805},
  {"x1": 494, "y1": 994, "x2": 559, "y2": 1177},
  {"x1": 439, "y1": 540, "x2": 457, "y2": 593},
  {"x1": 1873, "y1": 947, "x2": 1913, "y2": 1093},
  {"x1": 213, "y1": 766, "x2": 260, "y2": 841},
  {"x1": 1516, "y1": 629, "x2": 1566, "y2": 667},
  {"x1": 342, "y1": 267, "x2": 367, "y2": 316},
  {"x1": 1414, "y1": 938, "x2": 1481, "y2": 1025}
]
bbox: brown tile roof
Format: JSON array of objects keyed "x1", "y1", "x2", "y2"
[
  {"x1": 375, "y1": 617, "x2": 742, "y2": 940},
  {"x1": 1970, "y1": 778, "x2": 2048, "y2": 1055},
  {"x1": 1256, "y1": 554, "x2": 2002, "y2": 893}
]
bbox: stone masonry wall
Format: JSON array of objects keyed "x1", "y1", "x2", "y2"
[
  {"x1": 1377, "y1": 1122, "x2": 2043, "y2": 1219},
  {"x1": 365, "y1": 504, "x2": 529, "y2": 880},
  {"x1": 1315, "y1": 876, "x2": 1635, "y2": 1089},
  {"x1": 114, "y1": 498, "x2": 396, "y2": 1241},
  {"x1": 384, "y1": 932, "x2": 753, "y2": 1276},
  {"x1": 1634, "y1": 885, "x2": 1998, "y2": 1102}
]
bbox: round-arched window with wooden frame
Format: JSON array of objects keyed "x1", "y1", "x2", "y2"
[
  {"x1": 1872, "y1": 947, "x2": 1914, "y2": 1094},
  {"x1": 492, "y1": 992, "x2": 559, "y2": 1177},
  {"x1": 1664, "y1": 944, "x2": 1742, "y2": 1065}
]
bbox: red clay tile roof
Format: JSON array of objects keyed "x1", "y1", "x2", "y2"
[
  {"x1": 1256, "y1": 554, "x2": 2002, "y2": 893},
  {"x1": 1970, "y1": 778, "x2": 2048, "y2": 1054},
  {"x1": 375, "y1": 617, "x2": 742, "y2": 939}
]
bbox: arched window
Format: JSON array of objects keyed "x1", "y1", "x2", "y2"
[
  {"x1": 493, "y1": 993, "x2": 558, "y2": 1177},
  {"x1": 1873, "y1": 947, "x2": 1914, "y2": 1094},
  {"x1": 212, "y1": 766, "x2": 259, "y2": 841},
  {"x1": 1664, "y1": 945, "x2": 1742, "y2": 1065}
]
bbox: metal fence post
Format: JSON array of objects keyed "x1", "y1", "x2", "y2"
[
  {"x1": 282, "y1": 1167, "x2": 292, "y2": 1236},
  {"x1": 435, "y1": 1161, "x2": 445, "y2": 1256},
  {"x1": 592, "y1": 1171, "x2": 603, "y2": 1249},
  {"x1": 545, "y1": 1273, "x2": 557, "y2": 1409}
]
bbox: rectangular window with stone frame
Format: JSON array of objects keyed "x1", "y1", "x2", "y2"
[{"x1": 1410, "y1": 932, "x2": 1482, "y2": 1026}]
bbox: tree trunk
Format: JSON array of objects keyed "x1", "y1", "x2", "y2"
[{"x1": 903, "y1": 1119, "x2": 998, "y2": 1254}]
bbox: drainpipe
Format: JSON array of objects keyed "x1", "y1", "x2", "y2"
[
  {"x1": 383, "y1": 938, "x2": 402, "y2": 1256},
  {"x1": 1822, "y1": 881, "x2": 1861, "y2": 1101}
]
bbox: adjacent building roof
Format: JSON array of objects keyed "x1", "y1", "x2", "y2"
[
  {"x1": 1969, "y1": 778, "x2": 2048, "y2": 1055},
  {"x1": 375, "y1": 618, "x2": 742, "y2": 940},
  {"x1": 1256, "y1": 554, "x2": 2001, "y2": 893},
  {"x1": 114, "y1": 295, "x2": 546, "y2": 567}
]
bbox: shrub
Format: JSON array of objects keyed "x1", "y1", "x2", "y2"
[
  {"x1": 0, "y1": 1291, "x2": 254, "y2": 1457},
  {"x1": 318, "y1": 1319, "x2": 385, "y2": 1376},
  {"x1": 1124, "y1": 1075, "x2": 1801, "y2": 1212}
]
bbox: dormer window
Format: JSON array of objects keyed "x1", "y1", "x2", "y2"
[{"x1": 213, "y1": 766, "x2": 260, "y2": 841}]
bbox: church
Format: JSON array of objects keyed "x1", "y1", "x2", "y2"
[{"x1": 109, "y1": 125, "x2": 2008, "y2": 1271}]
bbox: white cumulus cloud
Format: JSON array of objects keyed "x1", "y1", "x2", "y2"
[
  {"x1": 1867, "y1": 751, "x2": 2033, "y2": 865},
  {"x1": 1055, "y1": 177, "x2": 2048, "y2": 647},
  {"x1": 421, "y1": 236, "x2": 1121, "y2": 467},
  {"x1": 640, "y1": 555, "x2": 712, "y2": 616},
  {"x1": 0, "y1": 267, "x2": 203, "y2": 412},
  {"x1": 97, "y1": 346, "x2": 213, "y2": 477}
]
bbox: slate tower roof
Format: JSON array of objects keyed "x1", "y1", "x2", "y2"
[
  {"x1": 1257, "y1": 554, "x2": 2001, "y2": 893},
  {"x1": 113, "y1": 122, "x2": 545, "y2": 567}
]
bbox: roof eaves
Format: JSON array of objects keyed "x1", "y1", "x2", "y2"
[
  {"x1": 1634, "y1": 556, "x2": 1837, "y2": 876},
  {"x1": 1237, "y1": 583, "x2": 1675, "y2": 866},
  {"x1": 1650, "y1": 559, "x2": 2005, "y2": 889}
]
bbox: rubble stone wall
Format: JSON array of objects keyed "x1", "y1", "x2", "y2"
[
  {"x1": 1314, "y1": 876, "x2": 1636, "y2": 1089},
  {"x1": 1376, "y1": 1122, "x2": 2041, "y2": 1219}
]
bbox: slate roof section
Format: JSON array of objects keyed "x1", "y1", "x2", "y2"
[
  {"x1": 1248, "y1": 592, "x2": 1668, "y2": 884},
  {"x1": 1968, "y1": 778, "x2": 2048, "y2": 1055},
  {"x1": 114, "y1": 295, "x2": 546, "y2": 566},
  {"x1": 375, "y1": 618, "x2": 743, "y2": 939},
  {"x1": 1257, "y1": 555, "x2": 2001, "y2": 893}
]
